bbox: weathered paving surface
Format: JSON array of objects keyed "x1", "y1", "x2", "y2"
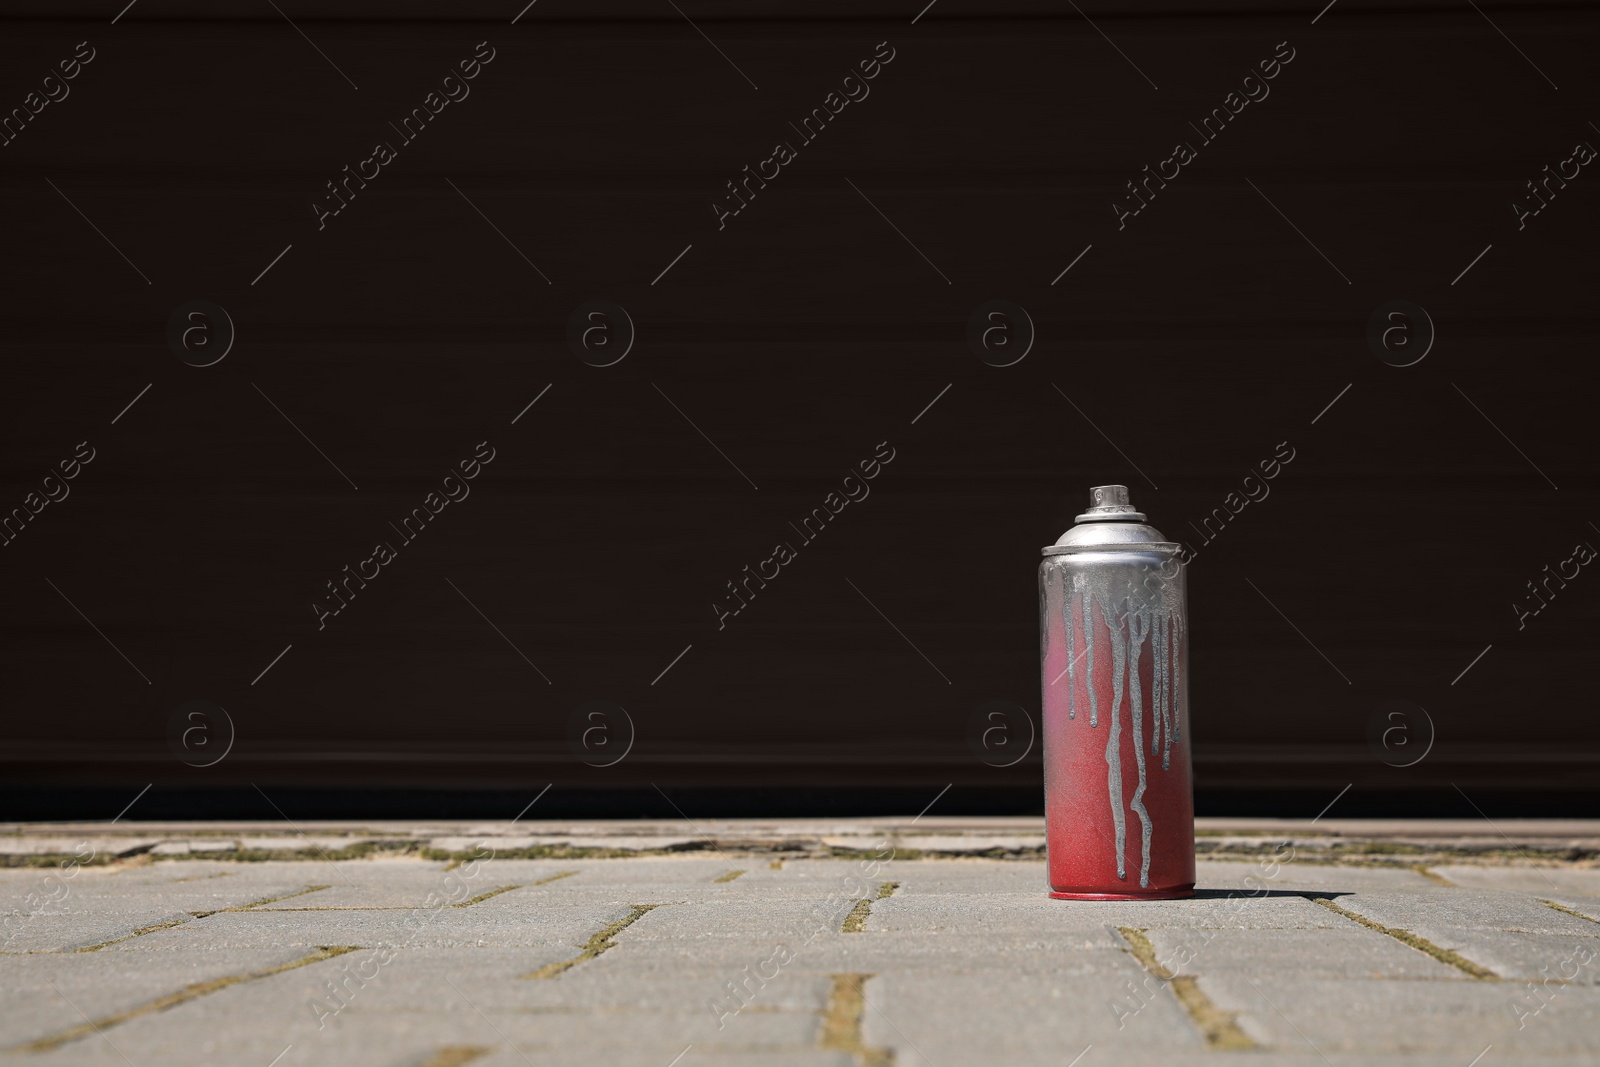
[{"x1": 1, "y1": 820, "x2": 1598, "y2": 1066}]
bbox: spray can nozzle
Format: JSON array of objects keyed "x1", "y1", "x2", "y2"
[{"x1": 1075, "y1": 484, "x2": 1147, "y2": 524}]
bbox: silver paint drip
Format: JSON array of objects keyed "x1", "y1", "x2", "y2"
[
  {"x1": 1170, "y1": 612, "x2": 1183, "y2": 745},
  {"x1": 1099, "y1": 595, "x2": 1128, "y2": 881},
  {"x1": 1084, "y1": 583, "x2": 1098, "y2": 728},
  {"x1": 1126, "y1": 610, "x2": 1153, "y2": 888},
  {"x1": 1061, "y1": 572, "x2": 1077, "y2": 720},
  {"x1": 1150, "y1": 610, "x2": 1165, "y2": 762}
]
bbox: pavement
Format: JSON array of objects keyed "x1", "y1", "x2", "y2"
[{"x1": 1, "y1": 818, "x2": 1598, "y2": 1066}]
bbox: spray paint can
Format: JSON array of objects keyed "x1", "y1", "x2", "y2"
[{"x1": 1039, "y1": 485, "x2": 1194, "y2": 900}]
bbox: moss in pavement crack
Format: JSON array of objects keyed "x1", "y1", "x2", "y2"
[
  {"x1": 818, "y1": 973, "x2": 894, "y2": 1066},
  {"x1": 1117, "y1": 926, "x2": 1256, "y2": 1050},
  {"x1": 841, "y1": 881, "x2": 899, "y2": 934},
  {"x1": 523, "y1": 904, "x2": 661, "y2": 979}
]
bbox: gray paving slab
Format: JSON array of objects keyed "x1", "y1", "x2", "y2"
[
  {"x1": 125, "y1": 905, "x2": 601, "y2": 955},
  {"x1": 859, "y1": 964, "x2": 1205, "y2": 1060},
  {"x1": 1432, "y1": 864, "x2": 1600, "y2": 897},
  {"x1": 0, "y1": 944, "x2": 314, "y2": 1050},
  {"x1": 517, "y1": 857, "x2": 765, "y2": 886},
  {"x1": 1547, "y1": 895, "x2": 1600, "y2": 923},
  {"x1": 0, "y1": 871, "x2": 328, "y2": 952},
  {"x1": 245, "y1": 859, "x2": 470, "y2": 910},
  {"x1": 1330, "y1": 887, "x2": 1600, "y2": 980},
  {"x1": 1333, "y1": 885, "x2": 1598, "y2": 933},
  {"x1": 1199, "y1": 972, "x2": 1600, "y2": 1055},
  {"x1": 871, "y1": 887, "x2": 1343, "y2": 934},
  {"x1": 1143, "y1": 926, "x2": 1471, "y2": 981},
  {"x1": 1195, "y1": 857, "x2": 1437, "y2": 893}
]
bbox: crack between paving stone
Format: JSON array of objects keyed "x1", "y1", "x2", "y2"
[
  {"x1": 818, "y1": 973, "x2": 894, "y2": 1066},
  {"x1": 522, "y1": 904, "x2": 662, "y2": 979},
  {"x1": 417, "y1": 1047, "x2": 494, "y2": 1067},
  {"x1": 1412, "y1": 865, "x2": 1457, "y2": 887},
  {"x1": 1307, "y1": 896, "x2": 1499, "y2": 980},
  {"x1": 38, "y1": 884, "x2": 334, "y2": 952},
  {"x1": 841, "y1": 881, "x2": 899, "y2": 934},
  {"x1": 71, "y1": 917, "x2": 194, "y2": 953},
  {"x1": 11, "y1": 945, "x2": 361, "y2": 1053},
  {"x1": 191, "y1": 883, "x2": 333, "y2": 917},
  {"x1": 451, "y1": 885, "x2": 521, "y2": 907},
  {"x1": 1117, "y1": 927, "x2": 1256, "y2": 1050},
  {"x1": 249, "y1": 876, "x2": 583, "y2": 912},
  {"x1": 1540, "y1": 899, "x2": 1600, "y2": 925},
  {"x1": 530, "y1": 870, "x2": 580, "y2": 887}
]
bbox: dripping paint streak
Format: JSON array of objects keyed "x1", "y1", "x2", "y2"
[
  {"x1": 1126, "y1": 610, "x2": 1153, "y2": 888},
  {"x1": 1165, "y1": 611, "x2": 1175, "y2": 759},
  {"x1": 1062, "y1": 572, "x2": 1077, "y2": 720},
  {"x1": 1172, "y1": 614, "x2": 1183, "y2": 744},
  {"x1": 1085, "y1": 583, "x2": 1098, "y2": 728},
  {"x1": 1039, "y1": 568, "x2": 1051, "y2": 667},
  {"x1": 1150, "y1": 610, "x2": 1164, "y2": 760},
  {"x1": 1101, "y1": 597, "x2": 1128, "y2": 880}
]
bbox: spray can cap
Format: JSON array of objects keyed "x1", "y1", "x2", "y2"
[{"x1": 1075, "y1": 484, "x2": 1147, "y2": 524}]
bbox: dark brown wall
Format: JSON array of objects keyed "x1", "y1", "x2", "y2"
[{"x1": 2, "y1": 2, "x2": 1596, "y2": 811}]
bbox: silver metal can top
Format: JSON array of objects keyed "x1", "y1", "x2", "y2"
[
  {"x1": 1044, "y1": 485, "x2": 1175, "y2": 554},
  {"x1": 1075, "y1": 484, "x2": 1146, "y2": 523}
]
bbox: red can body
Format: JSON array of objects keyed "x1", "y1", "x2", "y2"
[{"x1": 1039, "y1": 486, "x2": 1195, "y2": 900}]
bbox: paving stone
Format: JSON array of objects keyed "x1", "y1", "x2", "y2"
[
  {"x1": 871, "y1": 886, "x2": 1341, "y2": 934},
  {"x1": 521, "y1": 857, "x2": 761, "y2": 886},
  {"x1": 1432, "y1": 865, "x2": 1600, "y2": 897},
  {"x1": 433, "y1": 835, "x2": 706, "y2": 852},
  {"x1": 782, "y1": 858, "x2": 1045, "y2": 894},
  {"x1": 234, "y1": 836, "x2": 388, "y2": 852},
  {"x1": 163, "y1": 975, "x2": 825, "y2": 1052},
  {"x1": 860, "y1": 963, "x2": 1205, "y2": 1062},
  {"x1": 244, "y1": 859, "x2": 466, "y2": 909},
  {"x1": 150, "y1": 840, "x2": 240, "y2": 854},
  {"x1": 0, "y1": 836, "x2": 159, "y2": 858},
  {"x1": 1195, "y1": 858, "x2": 1435, "y2": 893},
  {"x1": 1547, "y1": 895, "x2": 1600, "y2": 923},
  {"x1": 0, "y1": 869, "x2": 325, "y2": 952},
  {"x1": 831, "y1": 833, "x2": 1048, "y2": 854},
  {"x1": 1332, "y1": 886, "x2": 1598, "y2": 933},
  {"x1": 0, "y1": 944, "x2": 315, "y2": 1052},
  {"x1": 1330, "y1": 888, "x2": 1600, "y2": 980},
  {"x1": 1143, "y1": 926, "x2": 1469, "y2": 981},
  {"x1": 1199, "y1": 973, "x2": 1600, "y2": 1055}
]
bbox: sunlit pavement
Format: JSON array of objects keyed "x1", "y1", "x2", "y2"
[{"x1": 2, "y1": 818, "x2": 1597, "y2": 1066}]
